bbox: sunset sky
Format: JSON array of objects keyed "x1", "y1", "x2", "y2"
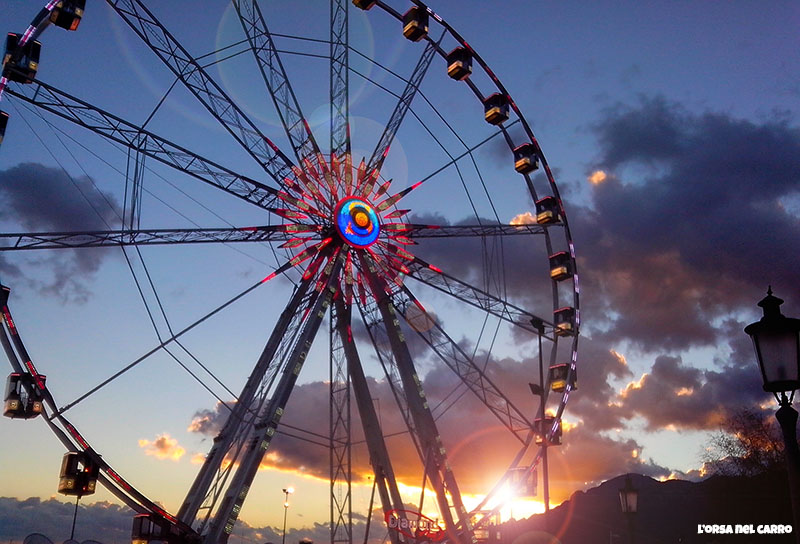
[{"x1": 1, "y1": 1, "x2": 799, "y2": 543}]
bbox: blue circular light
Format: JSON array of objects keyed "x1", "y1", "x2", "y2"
[{"x1": 334, "y1": 197, "x2": 380, "y2": 248}]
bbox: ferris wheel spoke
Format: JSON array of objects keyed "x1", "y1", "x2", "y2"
[
  {"x1": 358, "y1": 252, "x2": 473, "y2": 543},
  {"x1": 0, "y1": 225, "x2": 323, "y2": 250},
  {"x1": 106, "y1": 0, "x2": 299, "y2": 191},
  {"x1": 393, "y1": 283, "x2": 533, "y2": 440},
  {"x1": 405, "y1": 223, "x2": 547, "y2": 239},
  {"x1": 232, "y1": 0, "x2": 321, "y2": 164},
  {"x1": 366, "y1": 35, "x2": 441, "y2": 177},
  {"x1": 330, "y1": 0, "x2": 349, "y2": 157},
  {"x1": 332, "y1": 298, "x2": 406, "y2": 544},
  {"x1": 5, "y1": 80, "x2": 287, "y2": 213},
  {"x1": 401, "y1": 255, "x2": 555, "y2": 336}
]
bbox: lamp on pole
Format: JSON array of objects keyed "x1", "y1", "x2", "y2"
[
  {"x1": 745, "y1": 288, "x2": 800, "y2": 543},
  {"x1": 282, "y1": 486, "x2": 294, "y2": 544},
  {"x1": 618, "y1": 475, "x2": 638, "y2": 544}
]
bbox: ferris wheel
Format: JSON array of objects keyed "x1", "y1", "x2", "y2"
[{"x1": 0, "y1": 2, "x2": 579, "y2": 543}]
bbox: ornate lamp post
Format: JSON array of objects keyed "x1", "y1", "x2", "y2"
[
  {"x1": 281, "y1": 486, "x2": 294, "y2": 544},
  {"x1": 745, "y1": 288, "x2": 800, "y2": 542},
  {"x1": 618, "y1": 475, "x2": 638, "y2": 544}
]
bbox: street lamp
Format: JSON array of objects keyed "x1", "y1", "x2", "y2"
[
  {"x1": 618, "y1": 475, "x2": 638, "y2": 544},
  {"x1": 745, "y1": 288, "x2": 800, "y2": 542},
  {"x1": 282, "y1": 486, "x2": 294, "y2": 544}
]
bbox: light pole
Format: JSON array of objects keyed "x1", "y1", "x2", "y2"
[
  {"x1": 529, "y1": 317, "x2": 551, "y2": 526},
  {"x1": 745, "y1": 288, "x2": 800, "y2": 543},
  {"x1": 618, "y1": 475, "x2": 638, "y2": 544},
  {"x1": 282, "y1": 486, "x2": 294, "y2": 544}
]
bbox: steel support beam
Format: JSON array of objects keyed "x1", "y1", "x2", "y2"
[
  {"x1": 330, "y1": 0, "x2": 350, "y2": 157},
  {"x1": 0, "y1": 226, "x2": 320, "y2": 251},
  {"x1": 205, "y1": 250, "x2": 346, "y2": 543},
  {"x1": 329, "y1": 299, "x2": 353, "y2": 544},
  {"x1": 106, "y1": 0, "x2": 298, "y2": 191},
  {"x1": 358, "y1": 254, "x2": 474, "y2": 544},
  {"x1": 178, "y1": 266, "x2": 325, "y2": 530},
  {"x1": 6, "y1": 81, "x2": 283, "y2": 212},
  {"x1": 232, "y1": 0, "x2": 321, "y2": 164},
  {"x1": 333, "y1": 298, "x2": 408, "y2": 544},
  {"x1": 367, "y1": 38, "x2": 439, "y2": 174}
]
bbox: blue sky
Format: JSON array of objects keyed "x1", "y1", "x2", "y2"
[{"x1": 1, "y1": 1, "x2": 799, "y2": 542}]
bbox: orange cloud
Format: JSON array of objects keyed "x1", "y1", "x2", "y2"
[
  {"x1": 588, "y1": 169, "x2": 607, "y2": 185},
  {"x1": 509, "y1": 211, "x2": 536, "y2": 225},
  {"x1": 138, "y1": 433, "x2": 186, "y2": 461}
]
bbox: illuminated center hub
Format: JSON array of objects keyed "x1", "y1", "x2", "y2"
[{"x1": 334, "y1": 196, "x2": 380, "y2": 248}]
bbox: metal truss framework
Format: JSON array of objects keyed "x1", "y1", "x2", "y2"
[
  {"x1": 0, "y1": 224, "x2": 547, "y2": 251},
  {"x1": 232, "y1": 0, "x2": 321, "y2": 164},
  {"x1": 0, "y1": 2, "x2": 581, "y2": 544}
]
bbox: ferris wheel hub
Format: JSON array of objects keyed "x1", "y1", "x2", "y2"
[{"x1": 334, "y1": 196, "x2": 380, "y2": 249}]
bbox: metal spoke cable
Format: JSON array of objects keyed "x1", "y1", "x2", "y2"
[
  {"x1": 11, "y1": 97, "x2": 255, "y2": 419},
  {"x1": 55, "y1": 277, "x2": 267, "y2": 416},
  {"x1": 8, "y1": 99, "x2": 119, "y2": 230},
  {"x1": 13, "y1": 99, "x2": 276, "y2": 269}
]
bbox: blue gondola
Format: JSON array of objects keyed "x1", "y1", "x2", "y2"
[
  {"x1": 3, "y1": 33, "x2": 42, "y2": 84},
  {"x1": 483, "y1": 93, "x2": 509, "y2": 125},
  {"x1": 50, "y1": 0, "x2": 86, "y2": 31},
  {"x1": 549, "y1": 251, "x2": 573, "y2": 281},
  {"x1": 446, "y1": 47, "x2": 472, "y2": 80},
  {"x1": 513, "y1": 143, "x2": 539, "y2": 174},
  {"x1": 535, "y1": 196, "x2": 560, "y2": 224},
  {"x1": 554, "y1": 307, "x2": 576, "y2": 337},
  {"x1": 402, "y1": 7, "x2": 428, "y2": 42}
]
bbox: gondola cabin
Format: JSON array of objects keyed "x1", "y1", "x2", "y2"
[
  {"x1": 508, "y1": 465, "x2": 537, "y2": 497},
  {"x1": 513, "y1": 143, "x2": 539, "y2": 174},
  {"x1": 0, "y1": 111, "x2": 8, "y2": 145},
  {"x1": 534, "y1": 417, "x2": 562, "y2": 446},
  {"x1": 553, "y1": 307, "x2": 576, "y2": 337},
  {"x1": 50, "y1": 0, "x2": 86, "y2": 31},
  {"x1": 58, "y1": 451, "x2": 99, "y2": 497},
  {"x1": 132, "y1": 514, "x2": 180, "y2": 544},
  {"x1": 402, "y1": 7, "x2": 428, "y2": 42},
  {"x1": 352, "y1": 0, "x2": 375, "y2": 9},
  {"x1": 446, "y1": 47, "x2": 472, "y2": 80},
  {"x1": 3, "y1": 34, "x2": 41, "y2": 84},
  {"x1": 535, "y1": 196, "x2": 560, "y2": 224},
  {"x1": 483, "y1": 93, "x2": 509, "y2": 125},
  {"x1": 549, "y1": 363, "x2": 576, "y2": 393},
  {"x1": 549, "y1": 251, "x2": 573, "y2": 281},
  {"x1": 4, "y1": 373, "x2": 44, "y2": 419}
]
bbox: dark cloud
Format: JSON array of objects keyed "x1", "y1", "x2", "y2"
[
  {"x1": 0, "y1": 497, "x2": 132, "y2": 543},
  {"x1": 0, "y1": 163, "x2": 122, "y2": 303},
  {"x1": 574, "y1": 96, "x2": 800, "y2": 350},
  {"x1": 612, "y1": 352, "x2": 765, "y2": 432}
]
